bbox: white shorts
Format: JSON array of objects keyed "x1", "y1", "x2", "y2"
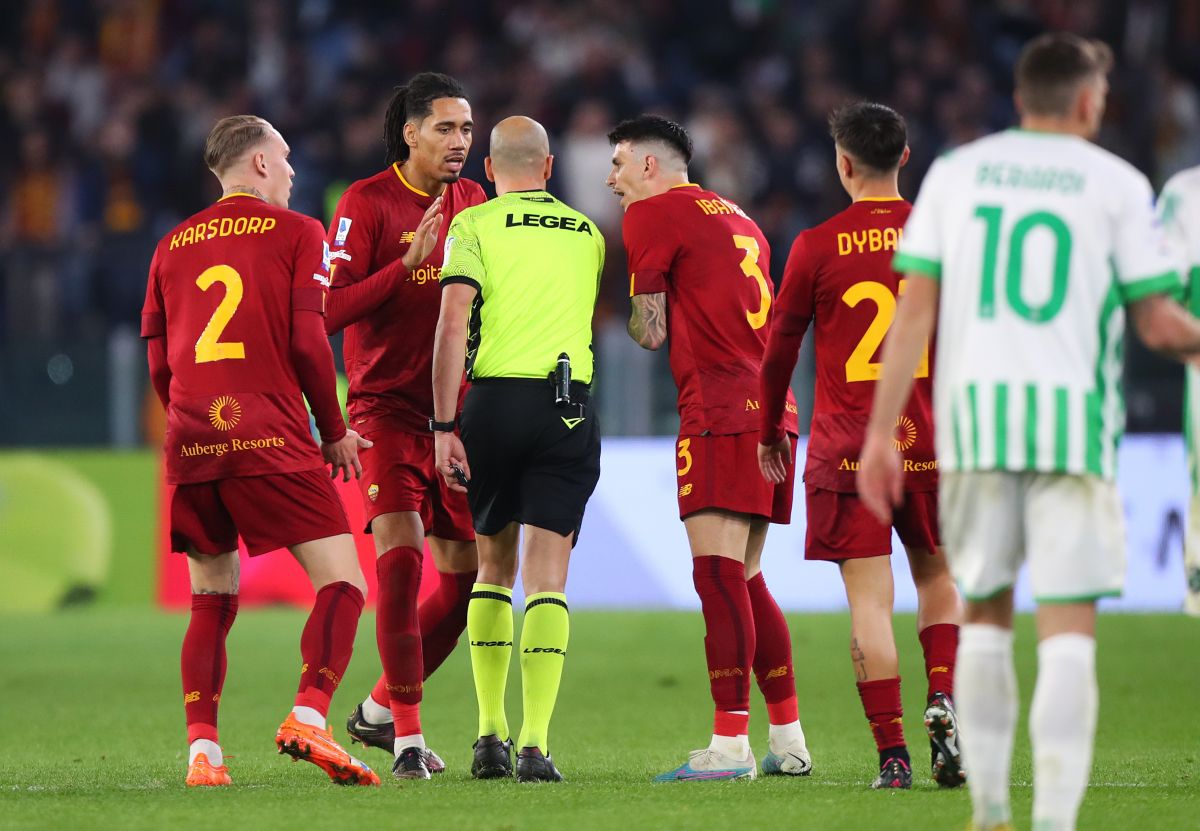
[{"x1": 939, "y1": 471, "x2": 1125, "y2": 603}]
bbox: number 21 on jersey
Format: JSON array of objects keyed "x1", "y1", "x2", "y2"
[{"x1": 842, "y1": 279, "x2": 929, "y2": 383}]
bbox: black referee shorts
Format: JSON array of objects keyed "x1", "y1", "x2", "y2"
[{"x1": 459, "y1": 378, "x2": 601, "y2": 540}]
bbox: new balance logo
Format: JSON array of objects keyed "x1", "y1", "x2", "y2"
[
  {"x1": 561, "y1": 416, "x2": 585, "y2": 429},
  {"x1": 470, "y1": 640, "x2": 513, "y2": 647},
  {"x1": 399, "y1": 231, "x2": 416, "y2": 243}
]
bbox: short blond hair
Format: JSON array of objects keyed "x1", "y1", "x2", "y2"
[
  {"x1": 1015, "y1": 33, "x2": 1113, "y2": 116},
  {"x1": 204, "y1": 115, "x2": 271, "y2": 175}
]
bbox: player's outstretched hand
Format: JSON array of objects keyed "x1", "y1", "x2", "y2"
[
  {"x1": 434, "y1": 431, "x2": 471, "y2": 493},
  {"x1": 323, "y1": 429, "x2": 373, "y2": 482},
  {"x1": 857, "y1": 430, "x2": 903, "y2": 524},
  {"x1": 401, "y1": 195, "x2": 444, "y2": 272},
  {"x1": 758, "y1": 439, "x2": 792, "y2": 484}
]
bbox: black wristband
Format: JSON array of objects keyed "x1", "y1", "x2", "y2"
[{"x1": 428, "y1": 417, "x2": 457, "y2": 433}]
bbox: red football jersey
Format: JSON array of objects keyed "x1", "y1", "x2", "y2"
[
  {"x1": 141, "y1": 194, "x2": 330, "y2": 485},
  {"x1": 328, "y1": 165, "x2": 487, "y2": 433},
  {"x1": 624, "y1": 184, "x2": 799, "y2": 436},
  {"x1": 773, "y1": 198, "x2": 937, "y2": 492}
]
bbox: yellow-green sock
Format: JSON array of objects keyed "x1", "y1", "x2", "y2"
[
  {"x1": 467, "y1": 583, "x2": 513, "y2": 739},
  {"x1": 518, "y1": 592, "x2": 570, "y2": 753}
]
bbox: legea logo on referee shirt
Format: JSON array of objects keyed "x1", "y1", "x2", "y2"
[{"x1": 208, "y1": 396, "x2": 242, "y2": 431}]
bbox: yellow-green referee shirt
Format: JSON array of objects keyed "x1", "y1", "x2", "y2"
[{"x1": 440, "y1": 190, "x2": 604, "y2": 383}]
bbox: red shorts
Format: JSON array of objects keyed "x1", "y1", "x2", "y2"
[
  {"x1": 804, "y1": 485, "x2": 940, "y2": 561},
  {"x1": 357, "y1": 427, "x2": 474, "y2": 541},
  {"x1": 676, "y1": 433, "x2": 794, "y2": 523},
  {"x1": 170, "y1": 468, "x2": 350, "y2": 556}
]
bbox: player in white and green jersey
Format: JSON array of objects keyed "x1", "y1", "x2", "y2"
[
  {"x1": 859, "y1": 33, "x2": 1200, "y2": 831},
  {"x1": 1157, "y1": 166, "x2": 1200, "y2": 616}
]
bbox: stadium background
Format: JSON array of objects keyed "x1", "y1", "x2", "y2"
[
  {"x1": 2, "y1": 3, "x2": 1199, "y2": 829},
  {"x1": 2, "y1": 0, "x2": 1198, "y2": 612}
]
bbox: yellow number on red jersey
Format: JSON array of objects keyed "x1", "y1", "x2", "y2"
[
  {"x1": 733, "y1": 234, "x2": 771, "y2": 330},
  {"x1": 841, "y1": 279, "x2": 929, "y2": 383},
  {"x1": 194, "y1": 265, "x2": 246, "y2": 363}
]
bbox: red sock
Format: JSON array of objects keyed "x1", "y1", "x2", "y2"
[
  {"x1": 181, "y1": 593, "x2": 238, "y2": 744},
  {"x1": 692, "y1": 555, "x2": 754, "y2": 735},
  {"x1": 295, "y1": 581, "x2": 365, "y2": 717},
  {"x1": 365, "y1": 570, "x2": 476, "y2": 715},
  {"x1": 376, "y1": 546, "x2": 424, "y2": 731},
  {"x1": 918, "y1": 623, "x2": 959, "y2": 700},
  {"x1": 746, "y1": 572, "x2": 798, "y2": 724},
  {"x1": 857, "y1": 677, "x2": 906, "y2": 752},
  {"x1": 419, "y1": 569, "x2": 476, "y2": 678}
]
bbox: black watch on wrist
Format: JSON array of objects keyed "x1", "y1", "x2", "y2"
[{"x1": 428, "y1": 417, "x2": 456, "y2": 433}]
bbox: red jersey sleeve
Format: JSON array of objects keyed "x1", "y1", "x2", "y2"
[
  {"x1": 140, "y1": 246, "x2": 166, "y2": 338},
  {"x1": 289, "y1": 218, "x2": 345, "y2": 442},
  {"x1": 623, "y1": 200, "x2": 676, "y2": 296},
  {"x1": 759, "y1": 233, "x2": 815, "y2": 443},
  {"x1": 292, "y1": 218, "x2": 330, "y2": 314},
  {"x1": 328, "y1": 188, "x2": 376, "y2": 288}
]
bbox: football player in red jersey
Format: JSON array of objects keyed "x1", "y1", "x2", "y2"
[
  {"x1": 322, "y1": 72, "x2": 487, "y2": 779},
  {"x1": 758, "y1": 103, "x2": 964, "y2": 790},
  {"x1": 142, "y1": 115, "x2": 378, "y2": 787},
  {"x1": 607, "y1": 115, "x2": 811, "y2": 781}
]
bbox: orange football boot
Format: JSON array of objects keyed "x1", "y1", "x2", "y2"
[
  {"x1": 186, "y1": 753, "x2": 232, "y2": 787},
  {"x1": 275, "y1": 713, "x2": 381, "y2": 786}
]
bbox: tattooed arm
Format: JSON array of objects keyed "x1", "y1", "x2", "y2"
[{"x1": 628, "y1": 292, "x2": 667, "y2": 350}]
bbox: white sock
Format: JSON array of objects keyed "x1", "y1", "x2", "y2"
[
  {"x1": 362, "y1": 694, "x2": 392, "y2": 724},
  {"x1": 291, "y1": 705, "x2": 326, "y2": 729},
  {"x1": 956, "y1": 624, "x2": 1018, "y2": 828},
  {"x1": 394, "y1": 733, "x2": 426, "y2": 755},
  {"x1": 189, "y1": 738, "x2": 223, "y2": 767},
  {"x1": 768, "y1": 720, "x2": 806, "y2": 752},
  {"x1": 710, "y1": 720, "x2": 750, "y2": 759},
  {"x1": 1030, "y1": 633, "x2": 1098, "y2": 831}
]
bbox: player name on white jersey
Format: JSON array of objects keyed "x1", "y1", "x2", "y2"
[{"x1": 896, "y1": 128, "x2": 1183, "y2": 480}]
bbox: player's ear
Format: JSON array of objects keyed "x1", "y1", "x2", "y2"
[
  {"x1": 484, "y1": 156, "x2": 496, "y2": 183},
  {"x1": 544, "y1": 154, "x2": 554, "y2": 182},
  {"x1": 839, "y1": 152, "x2": 853, "y2": 181},
  {"x1": 252, "y1": 150, "x2": 268, "y2": 178},
  {"x1": 404, "y1": 119, "x2": 419, "y2": 149},
  {"x1": 643, "y1": 153, "x2": 656, "y2": 179},
  {"x1": 898, "y1": 145, "x2": 911, "y2": 169}
]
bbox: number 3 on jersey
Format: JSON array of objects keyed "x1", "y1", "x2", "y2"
[
  {"x1": 842, "y1": 279, "x2": 929, "y2": 382},
  {"x1": 195, "y1": 265, "x2": 246, "y2": 363},
  {"x1": 733, "y1": 234, "x2": 771, "y2": 330}
]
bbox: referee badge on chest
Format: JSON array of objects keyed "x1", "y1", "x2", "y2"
[{"x1": 367, "y1": 483, "x2": 380, "y2": 502}]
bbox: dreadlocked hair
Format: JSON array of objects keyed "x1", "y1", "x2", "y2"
[{"x1": 383, "y1": 72, "x2": 468, "y2": 165}]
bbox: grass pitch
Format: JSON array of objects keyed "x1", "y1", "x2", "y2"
[{"x1": 1, "y1": 610, "x2": 1196, "y2": 830}]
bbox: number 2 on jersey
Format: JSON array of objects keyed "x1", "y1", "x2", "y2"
[
  {"x1": 194, "y1": 265, "x2": 246, "y2": 363},
  {"x1": 733, "y1": 234, "x2": 771, "y2": 330},
  {"x1": 842, "y1": 280, "x2": 929, "y2": 383}
]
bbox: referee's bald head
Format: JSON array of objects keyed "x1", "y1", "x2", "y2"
[{"x1": 489, "y1": 116, "x2": 550, "y2": 175}]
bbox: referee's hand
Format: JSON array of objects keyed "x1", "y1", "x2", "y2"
[{"x1": 434, "y1": 431, "x2": 471, "y2": 493}]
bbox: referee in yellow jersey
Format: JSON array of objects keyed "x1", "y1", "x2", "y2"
[{"x1": 431, "y1": 116, "x2": 603, "y2": 784}]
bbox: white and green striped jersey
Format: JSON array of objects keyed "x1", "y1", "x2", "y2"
[
  {"x1": 895, "y1": 128, "x2": 1183, "y2": 480},
  {"x1": 1158, "y1": 166, "x2": 1200, "y2": 492}
]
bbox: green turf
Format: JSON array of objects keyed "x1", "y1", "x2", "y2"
[{"x1": 1, "y1": 610, "x2": 1196, "y2": 830}]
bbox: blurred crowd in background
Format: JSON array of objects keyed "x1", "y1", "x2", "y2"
[{"x1": 3, "y1": 0, "x2": 1200, "y2": 443}]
